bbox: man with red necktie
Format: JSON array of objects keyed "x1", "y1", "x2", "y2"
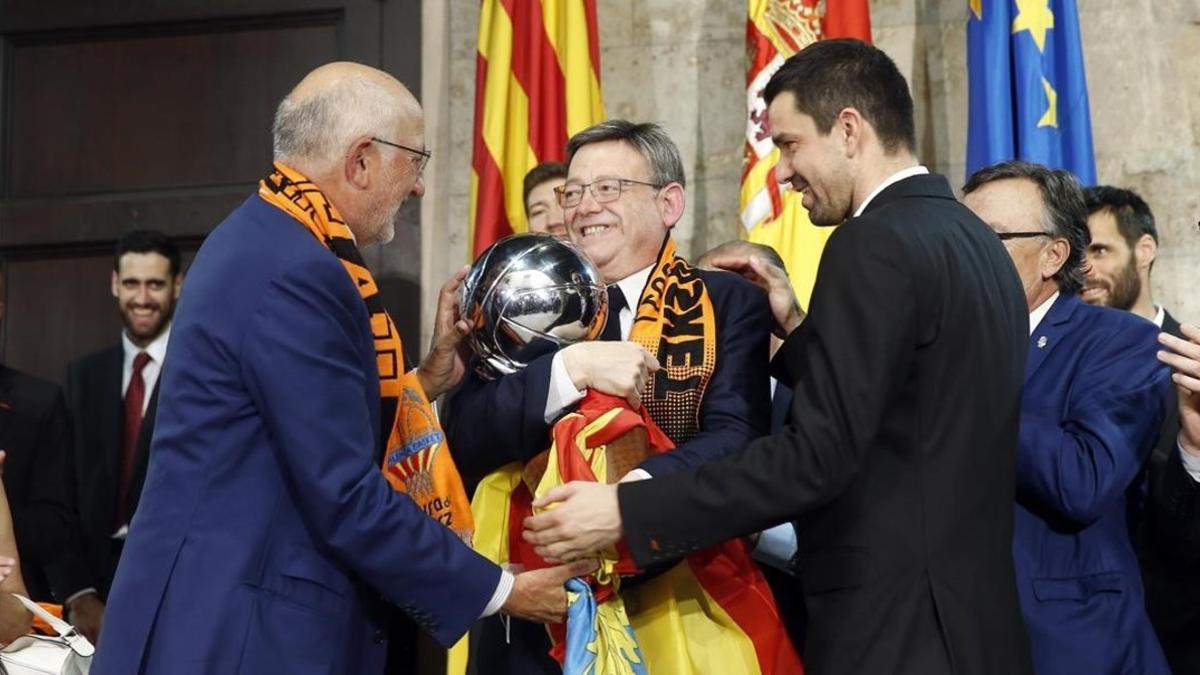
[{"x1": 60, "y1": 229, "x2": 182, "y2": 645}]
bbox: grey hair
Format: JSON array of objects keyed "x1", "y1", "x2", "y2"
[
  {"x1": 962, "y1": 160, "x2": 1091, "y2": 294},
  {"x1": 565, "y1": 120, "x2": 686, "y2": 188},
  {"x1": 272, "y1": 74, "x2": 406, "y2": 170}
]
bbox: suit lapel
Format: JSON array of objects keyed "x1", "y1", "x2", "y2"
[
  {"x1": 1025, "y1": 294, "x2": 1078, "y2": 383},
  {"x1": 99, "y1": 348, "x2": 125, "y2": 490},
  {"x1": 1162, "y1": 309, "x2": 1183, "y2": 340},
  {"x1": 771, "y1": 380, "x2": 793, "y2": 434}
]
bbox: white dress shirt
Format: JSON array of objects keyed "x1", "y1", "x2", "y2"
[
  {"x1": 121, "y1": 324, "x2": 171, "y2": 412},
  {"x1": 1028, "y1": 292, "x2": 1059, "y2": 335}
]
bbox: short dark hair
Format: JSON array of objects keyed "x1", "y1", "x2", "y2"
[
  {"x1": 763, "y1": 38, "x2": 916, "y2": 154},
  {"x1": 963, "y1": 160, "x2": 1090, "y2": 294},
  {"x1": 523, "y1": 162, "x2": 568, "y2": 212},
  {"x1": 1083, "y1": 186, "x2": 1158, "y2": 247},
  {"x1": 696, "y1": 240, "x2": 788, "y2": 276},
  {"x1": 115, "y1": 230, "x2": 182, "y2": 277},
  {"x1": 565, "y1": 120, "x2": 685, "y2": 188}
]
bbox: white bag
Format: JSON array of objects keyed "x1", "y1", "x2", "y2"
[{"x1": 0, "y1": 595, "x2": 93, "y2": 675}]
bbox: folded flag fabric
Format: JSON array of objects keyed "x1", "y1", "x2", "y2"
[{"x1": 527, "y1": 392, "x2": 804, "y2": 675}]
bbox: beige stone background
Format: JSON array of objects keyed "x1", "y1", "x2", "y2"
[{"x1": 419, "y1": 0, "x2": 1200, "y2": 345}]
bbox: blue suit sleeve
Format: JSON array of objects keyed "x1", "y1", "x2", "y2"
[
  {"x1": 443, "y1": 353, "x2": 555, "y2": 486},
  {"x1": 1016, "y1": 321, "x2": 1171, "y2": 528},
  {"x1": 240, "y1": 257, "x2": 501, "y2": 646},
  {"x1": 638, "y1": 274, "x2": 772, "y2": 476}
]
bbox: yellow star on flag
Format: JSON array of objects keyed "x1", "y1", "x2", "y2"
[
  {"x1": 970, "y1": 0, "x2": 982, "y2": 21},
  {"x1": 1037, "y1": 77, "x2": 1058, "y2": 128},
  {"x1": 1012, "y1": 0, "x2": 1055, "y2": 52}
]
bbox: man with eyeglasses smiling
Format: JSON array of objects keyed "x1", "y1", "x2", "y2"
[
  {"x1": 962, "y1": 160, "x2": 1172, "y2": 675},
  {"x1": 445, "y1": 120, "x2": 782, "y2": 674}
]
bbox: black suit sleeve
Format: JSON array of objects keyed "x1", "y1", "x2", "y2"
[
  {"x1": 49, "y1": 362, "x2": 102, "y2": 600},
  {"x1": 10, "y1": 388, "x2": 86, "y2": 601},
  {"x1": 638, "y1": 277, "x2": 772, "y2": 476},
  {"x1": 1148, "y1": 440, "x2": 1200, "y2": 566},
  {"x1": 444, "y1": 353, "x2": 555, "y2": 486},
  {"x1": 1143, "y1": 310, "x2": 1200, "y2": 566},
  {"x1": 619, "y1": 224, "x2": 919, "y2": 565}
]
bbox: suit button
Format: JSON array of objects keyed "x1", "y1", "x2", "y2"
[{"x1": 373, "y1": 629, "x2": 386, "y2": 644}]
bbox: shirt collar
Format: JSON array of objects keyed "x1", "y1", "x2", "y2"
[
  {"x1": 1153, "y1": 304, "x2": 1165, "y2": 328},
  {"x1": 1029, "y1": 292, "x2": 1060, "y2": 335},
  {"x1": 853, "y1": 165, "x2": 930, "y2": 218},
  {"x1": 614, "y1": 264, "x2": 656, "y2": 309},
  {"x1": 123, "y1": 323, "x2": 172, "y2": 365}
]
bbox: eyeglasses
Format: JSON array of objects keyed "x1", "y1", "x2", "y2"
[
  {"x1": 371, "y1": 137, "x2": 431, "y2": 175},
  {"x1": 555, "y1": 178, "x2": 663, "y2": 208},
  {"x1": 996, "y1": 231, "x2": 1052, "y2": 241}
]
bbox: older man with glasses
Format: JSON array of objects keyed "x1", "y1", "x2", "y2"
[
  {"x1": 445, "y1": 120, "x2": 791, "y2": 675},
  {"x1": 961, "y1": 160, "x2": 1172, "y2": 675}
]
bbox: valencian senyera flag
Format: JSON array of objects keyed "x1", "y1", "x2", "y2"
[
  {"x1": 967, "y1": 0, "x2": 1096, "y2": 184},
  {"x1": 742, "y1": 0, "x2": 871, "y2": 310},
  {"x1": 469, "y1": 0, "x2": 605, "y2": 258}
]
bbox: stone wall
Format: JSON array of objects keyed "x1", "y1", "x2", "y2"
[{"x1": 420, "y1": 0, "x2": 1200, "y2": 345}]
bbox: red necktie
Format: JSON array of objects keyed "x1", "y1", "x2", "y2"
[{"x1": 116, "y1": 351, "x2": 151, "y2": 528}]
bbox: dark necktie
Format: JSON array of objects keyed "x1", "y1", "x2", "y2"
[
  {"x1": 117, "y1": 351, "x2": 151, "y2": 528},
  {"x1": 600, "y1": 285, "x2": 627, "y2": 342}
]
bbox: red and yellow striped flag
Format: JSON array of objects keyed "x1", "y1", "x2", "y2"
[
  {"x1": 469, "y1": 0, "x2": 605, "y2": 257},
  {"x1": 741, "y1": 0, "x2": 871, "y2": 309}
]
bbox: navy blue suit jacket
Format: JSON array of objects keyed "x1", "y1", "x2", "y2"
[
  {"x1": 93, "y1": 196, "x2": 500, "y2": 675},
  {"x1": 447, "y1": 266, "x2": 772, "y2": 484},
  {"x1": 1014, "y1": 293, "x2": 1171, "y2": 675}
]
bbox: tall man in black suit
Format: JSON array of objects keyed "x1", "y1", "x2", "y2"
[
  {"x1": 697, "y1": 238, "x2": 805, "y2": 653},
  {"x1": 0, "y1": 271, "x2": 78, "y2": 606},
  {"x1": 446, "y1": 121, "x2": 773, "y2": 674},
  {"x1": 525, "y1": 39, "x2": 1033, "y2": 675},
  {"x1": 1081, "y1": 186, "x2": 1200, "y2": 671},
  {"x1": 61, "y1": 230, "x2": 181, "y2": 644}
]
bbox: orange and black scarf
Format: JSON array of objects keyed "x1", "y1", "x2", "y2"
[
  {"x1": 628, "y1": 237, "x2": 717, "y2": 444},
  {"x1": 259, "y1": 162, "x2": 474, "y2": 544}
]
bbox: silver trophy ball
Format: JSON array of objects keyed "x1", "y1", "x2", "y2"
[{"x1": 459, "y1": 233, "x2": 608, "y2": 378}]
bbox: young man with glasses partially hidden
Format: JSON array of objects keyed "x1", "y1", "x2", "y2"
[{"x1": 445, "y1": 120, "x2": 782, "y2": 674}]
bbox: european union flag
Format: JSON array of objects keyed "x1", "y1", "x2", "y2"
[{"x1": 967, "y1": 0, "x2": 1096, "y2": 184}]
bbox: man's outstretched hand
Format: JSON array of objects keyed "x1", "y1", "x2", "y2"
[
  {"x1": 705, "y1": 254, "x2": 804, "y2": 338},
  {"x1": 523, "y1": 482, "x2": 624, "y2": 563}
]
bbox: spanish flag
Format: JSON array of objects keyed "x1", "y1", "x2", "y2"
[
  {"x1": 491, "y1": 392, "x2": 803, "y2": 675},
  {"x1": 741, "y1": 0, "x2": 871, "y2": 309},
  {"x1": 469, "y1": 0, "x2": 605, "y2": 257}
]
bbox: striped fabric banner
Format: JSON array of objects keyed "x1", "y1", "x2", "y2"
[
  {"x1": 470, "y1": 0, "x2": 605, "y2": 258},
  {"x1": 741, "y1": 0, "x2": 871, "y2": 310}
]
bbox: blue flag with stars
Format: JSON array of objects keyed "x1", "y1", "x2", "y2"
[{"x1": 967, "y1": 0, "x2": 1096, "y2": 184}]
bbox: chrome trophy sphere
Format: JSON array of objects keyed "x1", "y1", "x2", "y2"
[{"x1": 459, "y1": 233, "x2": 608, "y2": 377}]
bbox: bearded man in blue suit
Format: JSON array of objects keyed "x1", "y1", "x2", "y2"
[
  {"x1": 92, "y1": 62, "x2": 590, "y2": 675},
  {"x1": 963, "y1": 161, "x2": 1172, "y2": 675}
]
